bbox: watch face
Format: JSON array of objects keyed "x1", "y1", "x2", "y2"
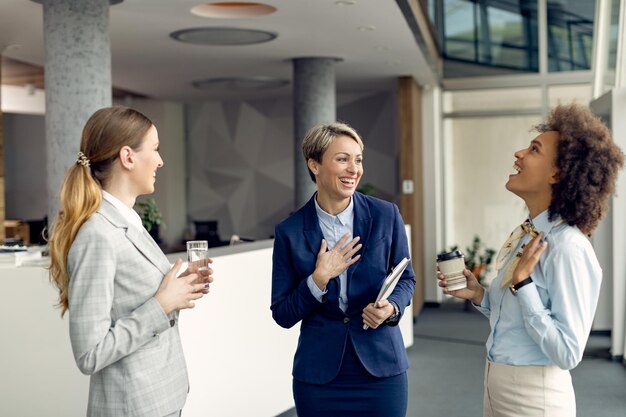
[{"x1": 509, "y1": 286, "x2": 518, "y2": 296}]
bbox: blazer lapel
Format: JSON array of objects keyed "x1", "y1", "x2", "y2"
[
  {"x1": 302, "y1": 195, "x2": 324, "y2": 256},
  {"x1": 99, "y1": 200, "x2": 171, "y2": 277},
  {"x1": 348, "y1": 193, "x2": 372, "y2": 279}
]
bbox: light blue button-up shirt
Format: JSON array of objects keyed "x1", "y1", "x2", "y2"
[
  {"x1": 475, "y1": 209, "x2": 602, "y2": 370},
  {"x1": 306, "y1": 196, "x2": 354, "y2": 312}
]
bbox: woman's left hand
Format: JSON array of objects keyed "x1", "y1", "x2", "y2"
[
  {"x1": 361, "y1": 299, "x2": 395, "y2": 329},
  {"x1": 512, "y1": 232, "x2": 547, "y2": 285}
]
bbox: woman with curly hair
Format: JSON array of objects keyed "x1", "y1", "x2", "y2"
[{"x1": 438, "y1": 103, "x2": 624, "y2": 417}]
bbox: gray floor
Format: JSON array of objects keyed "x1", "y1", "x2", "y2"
[{"x1": 278, "y1": 300, "x2": 626, "y2": 416}]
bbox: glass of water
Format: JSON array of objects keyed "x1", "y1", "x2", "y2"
[{"x1": 186, "y1": 240, "x2": 209, "y2": 272}]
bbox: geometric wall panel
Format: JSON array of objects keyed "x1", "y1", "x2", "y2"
[{"x1": 186, "y1": 89, "x2": 399, "y2": 242}]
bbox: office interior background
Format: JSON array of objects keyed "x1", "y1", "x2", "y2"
[{"x1": 1, "y1": 0, "x2": 626, "y2": 416}]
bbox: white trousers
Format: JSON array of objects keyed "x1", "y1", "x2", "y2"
[{"x1": 483, "y1": 360, "x2": 576, "y2": 417}]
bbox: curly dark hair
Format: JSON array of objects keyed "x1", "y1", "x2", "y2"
[{"x1": 534, "y1": 104, "x2": 624, "y2": 235}]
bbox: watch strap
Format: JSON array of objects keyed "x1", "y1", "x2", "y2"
[
  {"x1": 384, "y1": 301, "x2": 400, "y2": 324},
  {"x1": 510, "y1": 276, "x2": 533, "y2": 295}
]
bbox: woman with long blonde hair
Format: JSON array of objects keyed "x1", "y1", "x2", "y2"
[{"x1": 48, "y1": 106, "x2": 212, "y2": 417}]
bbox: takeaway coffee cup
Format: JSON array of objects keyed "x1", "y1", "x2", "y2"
[{"x1": 437, "y1": 250, "x2": 467, "y2": 291}]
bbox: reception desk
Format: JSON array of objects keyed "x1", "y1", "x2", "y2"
[{"x1": 0, "y1": 240, "x2": 412, "y2": 417}]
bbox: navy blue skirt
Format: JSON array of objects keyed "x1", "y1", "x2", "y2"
[{"x1": 293, "y1": 337, "x2": 408, "y2": 417}]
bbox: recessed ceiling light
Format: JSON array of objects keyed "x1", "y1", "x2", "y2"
[
  {"x1": 170, "y1": 27, "x2": 277, "y2": 46},
  {"x1": 191, "y1": 2, "x2": 277, "y2": 19},
  {"x1": 357, "y1": 25, "x2": 376, "y2": 31},
  {"x1": 335, "y1": 0, "x2": 357, "y2": 5},
  {"x1": 192, "y1": 76, "x2": 289, "y2": 90}
]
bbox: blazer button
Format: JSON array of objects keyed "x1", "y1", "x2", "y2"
[
  {"x1": 170, "y1": 319, "x2": 176, "y2": 327},
  {"x1": 343, "y1": 317, "x2": 350, "y2": 324}
]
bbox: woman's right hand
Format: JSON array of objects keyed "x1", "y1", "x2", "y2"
[
  {"x1": 437, "y1": 267, "x2": 485, "y2": 306},
  {"x1": 155, "y1": 259, "x2": 208, "y2": 314},
  {"x1": 312, "y1": 233, "x2": 362, "y2": 290}
]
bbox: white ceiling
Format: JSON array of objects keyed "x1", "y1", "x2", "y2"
[{"x1": 0, "y1": 0, "x2": 436, "y2": 101}]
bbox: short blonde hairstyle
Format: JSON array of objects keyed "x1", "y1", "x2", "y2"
[{"x1": 301, "y1": 122, "x2": 364, "y2": 183}]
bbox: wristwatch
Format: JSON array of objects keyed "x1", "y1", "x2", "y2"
[
  {"x1": 385, "y1": 301, "x2": 400, "y2": 323},
  {"x1": 509, "y1": 276, "x2": 533, "y2": 296}
]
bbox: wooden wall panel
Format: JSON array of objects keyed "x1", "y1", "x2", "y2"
[{"x1": 398, "y1": 77, "x2": 424, "y2": 316}]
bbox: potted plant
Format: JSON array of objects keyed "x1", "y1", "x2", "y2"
[
  {"x1": 462, "y1": 235, "x2": 496, "y2": 284},
  {"x1": 135, "y1": 197, "x2": 164, "y2": 243}
]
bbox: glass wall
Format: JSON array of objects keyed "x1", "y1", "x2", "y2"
[
  {"x1": 547, "y1": 0, "x2": 595, "y2": 71},
  {"x1": 608, "y1": 0, "x2": 621, "y2": 72},
  {"x1": 424, "y1": 0, "x2": 597, "y2": 77}
]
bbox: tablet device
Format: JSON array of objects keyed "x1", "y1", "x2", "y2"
[
  {"x1": 363, "y1": 257, "x2": 410, "y2": 330},
  {"x1": 375, "y1": 257, "x2": 410, "y2": 303}
]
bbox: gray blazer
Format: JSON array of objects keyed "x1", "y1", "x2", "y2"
[{"x1": 67, "y1": 199, "x2": 188, "y2": 417}]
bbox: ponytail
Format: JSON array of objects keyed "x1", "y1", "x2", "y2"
[{"x1": 48, "y1": 163, "x2": 102, "y2": 316}]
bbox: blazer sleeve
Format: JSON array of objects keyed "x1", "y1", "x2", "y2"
[
  {"x1": 67, "y1": 226, "x2": 171, "y2": 375},
  {"x1": 270, "y1": 224, "x2": 321, "y2": 329},
  {"x1": 385, "y1": 203, "x2": 416, "y2": 325}
]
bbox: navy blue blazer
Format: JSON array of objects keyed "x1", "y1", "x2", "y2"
[{"x1": 271, "y1": 192, "x2": 416, "y2": 384}]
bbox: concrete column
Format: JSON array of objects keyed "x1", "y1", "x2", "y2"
[
  {"x1": 292, "y1": 57, "x2": 338, "y2": 209},
  {"x1": 41, "y1": 0, "x2": 112, "y2": 223}
]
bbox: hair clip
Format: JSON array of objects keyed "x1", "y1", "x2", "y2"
[{"x1": 76, "y1": 151, "x2": 90, "y2": 168}]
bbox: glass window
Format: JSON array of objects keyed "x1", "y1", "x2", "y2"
[
  {"x1": 444, "y1": 0, "x2": 478, "y2": 62},
  {"x1": 435, "y1": 0, "x2": 598, "y2": 77},
  {"x1": 443, "y1": 0, "x2": 539, "y2": 77},
  {"x1": 547, "y1": 0, "x2": 596, "y2": 72},
  {"x1": 487, "y1": 5, "x2": 532, "y2": 69},
  {"x1": 608, "y1": 0, "x2": 620, "y2": 71}
]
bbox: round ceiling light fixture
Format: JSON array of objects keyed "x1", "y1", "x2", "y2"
[
  {"x1": 191, "y1": 2, "x2": 277, "y2": 19},
  {"x1": 192, "y1": 76, "x2": 289, "y2": 90},
  {"x1": 170, "y1": 27, "x2": 277, "y2": 45}
]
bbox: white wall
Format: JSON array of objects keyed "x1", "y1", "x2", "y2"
[
  {"x1": 0, "y1": 266, "x2": 90, "y2": 417},
  {"x1": 0, "y1": 84, "x2": 45, "y2": 115}
]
